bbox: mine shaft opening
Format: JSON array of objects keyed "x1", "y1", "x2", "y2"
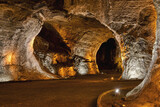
[{"x1": 96, "y1": 38, "x2": 121, "y2": 74}]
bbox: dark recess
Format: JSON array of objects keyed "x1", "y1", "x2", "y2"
[
  {"x1": 35, "y1": 22, "x2": 71, "y2": 55},
  {"x1": 96, "y1": 38, "x2": 117, "y2": 72}
]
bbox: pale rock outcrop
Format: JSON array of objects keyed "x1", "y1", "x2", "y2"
[
  {"x1": 122, "y1": 0, "x2": 160, "y2": 106},
  {"x1": 122, "y1": 36, "x2": 152, "y2": 80}
]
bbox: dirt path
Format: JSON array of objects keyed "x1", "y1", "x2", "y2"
[{"x1": 0, "y1": 74, "x2": 141, "y2": 107}]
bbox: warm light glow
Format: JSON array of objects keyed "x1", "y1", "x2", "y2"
[
  {"x1": 58, "y1": 68, "x2": 66, "y2": 77},
  {"x1": 58, "y1": 67, "x2": 76, "y2": 77},
  {"x1": 120, "y1": 45, "x2": 127, "y2": 62},
  {"x1": 88, "y1": 62, "x2": 95, "y2": 74},
  {"x1": 29, "y1": 37, "x2": 35, "y2": 53},
  {"x1": 87, "y1": 56, "x2": 92, "y2": 62},
  {"x1": 7, "y1": 54, "x2": 12, "y2": 64},
  {"x1": 111, "y1": 77, "x2": 114, "y2": 80},
  {"x1": 68, "y1": 67, "x2": 76, "y2": 76},
  {"x1": 6, "y1": 52, "x2": 14, "y2": 65},
  {"x1": 53, "y1": 54, "x2": 58, "y2": 64},
  {"x1": 121, "y1": 55, "x2": 125, "y2": 61}
]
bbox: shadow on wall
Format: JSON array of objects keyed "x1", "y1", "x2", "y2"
[
  {"x1": 0, "y1": 0, "x2": 65, "y2": 11},
  {"x1": 35, "y1": 22, "x2": 71, "y2": 54},
  {"x1": 96, "y1": 38, "x2": 122, "y2": 73}
]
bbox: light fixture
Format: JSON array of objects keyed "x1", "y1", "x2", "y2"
[{"x1": 115, "y1": 88, "x2": 120, "y2": 96}]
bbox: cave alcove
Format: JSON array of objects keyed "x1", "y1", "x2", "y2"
[
  {"x1": 33, "y1": 22, "x2": 74, "y2": 77},
  {"x1": 96, "y1": 38, "x2": 120, "y2": 73},
  {"x1": 33, "y1": 22, "x2": 70, "y2": 54}
]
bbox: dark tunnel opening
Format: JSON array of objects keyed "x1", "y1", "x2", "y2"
[
  {"x1": 33, "y1": 22, "x2": 71, "y2": 55},
  {"x1": 96, "y1": 38, "x2": 118, "y2": 73},
  {"x1": 33, "y1": 22, "x2": 74, "y2": 76}
]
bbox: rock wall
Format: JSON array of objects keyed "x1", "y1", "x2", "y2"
[
  {"x1": 64, "y1": 0, "x2": 156, "y2": 79},
  {"x1": 0, "y1": 4, "x2": 58, "y2": 81},
  {"x1": 0, "y1": 0, "x2": 160, "y2": 106},
  {"x1": 119, "y1": 0, "x2": 160, "y2": 106},
  {"x1": 64, "y1": 0, "x2": 153, "y2": 24},
  {"x1": 0, "y1": 0, "x2": 157, "y2": 81},
  {"x1": 36, "y1": 15, "x2": 121, "y2": 76},
  {"x1": 0, "y1": 2, "x2": 122, "y2": 81}
]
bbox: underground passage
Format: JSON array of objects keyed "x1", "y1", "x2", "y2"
[
  {"x1": 96, "y1": 38, "x2": 118, "y2": 73},
  {"x1": 33, "y1": 23, "x2": 74, "y2": 77},
  {"x1": 0, "y1": 0, "x2": 159, "y2": 107},
  {"x1": 33, "y1": 23, "x2": 71, "y2": 55}
]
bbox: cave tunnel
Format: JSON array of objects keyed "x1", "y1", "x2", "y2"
[
  {"x1": 33, "y1": 22, "x2": 74, "y2": 76},
  {"x1": 33, "y1": 22, "x2": 71, "y2": 55},
  {"x1": 96, "y1": 38, "x2": 119, "y2": 73}
]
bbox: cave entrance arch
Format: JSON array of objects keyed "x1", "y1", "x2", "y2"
[
  {"x1": 33, "y1": 23, "x2": 72, "y2": 76},
  {"x1": 96, "y1": 38, "x2": 120, "y2": 73}
]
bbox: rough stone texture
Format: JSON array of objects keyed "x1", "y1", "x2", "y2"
[
  {"x1": 122, "y1": 37, "x2": 152, "y2": 79},
  {"x1": 45, "y1": 15, "x2": 121, "y2": 75},
  {"x1": 64, "y1": 0, "x2": 153, "y2": 24},
  {"x1": 63, "y1": 0, "x2": 160, "y2": 105},
  {"x1": 121, "y1": 0, "x2": 160, "y2": 106},
  {"x1": 64, "y1": 0, "x2": 156, "y2": 80},
  {"x1": 0, "y1": 1, "x2": 122, "y2": 80},
  {"x1": 119, "y1": 8, "x2": 156, "y2": 79},
  {"x1": 33, "y1": 22, "x2": 74, "y2": 78},
  {"x1": 0, "y1": 0, "x2": 159, "y2": 106},
  {"x1": 0, "y1": 4, "x2": 59, "y2": 81},
  {"x1": 0, "y1": 0, "x2": 157, "y2": 82}
]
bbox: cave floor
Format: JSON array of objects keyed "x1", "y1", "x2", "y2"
[{"x1": 0, "y1": 73, "x2": 141, "y2": 107}]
